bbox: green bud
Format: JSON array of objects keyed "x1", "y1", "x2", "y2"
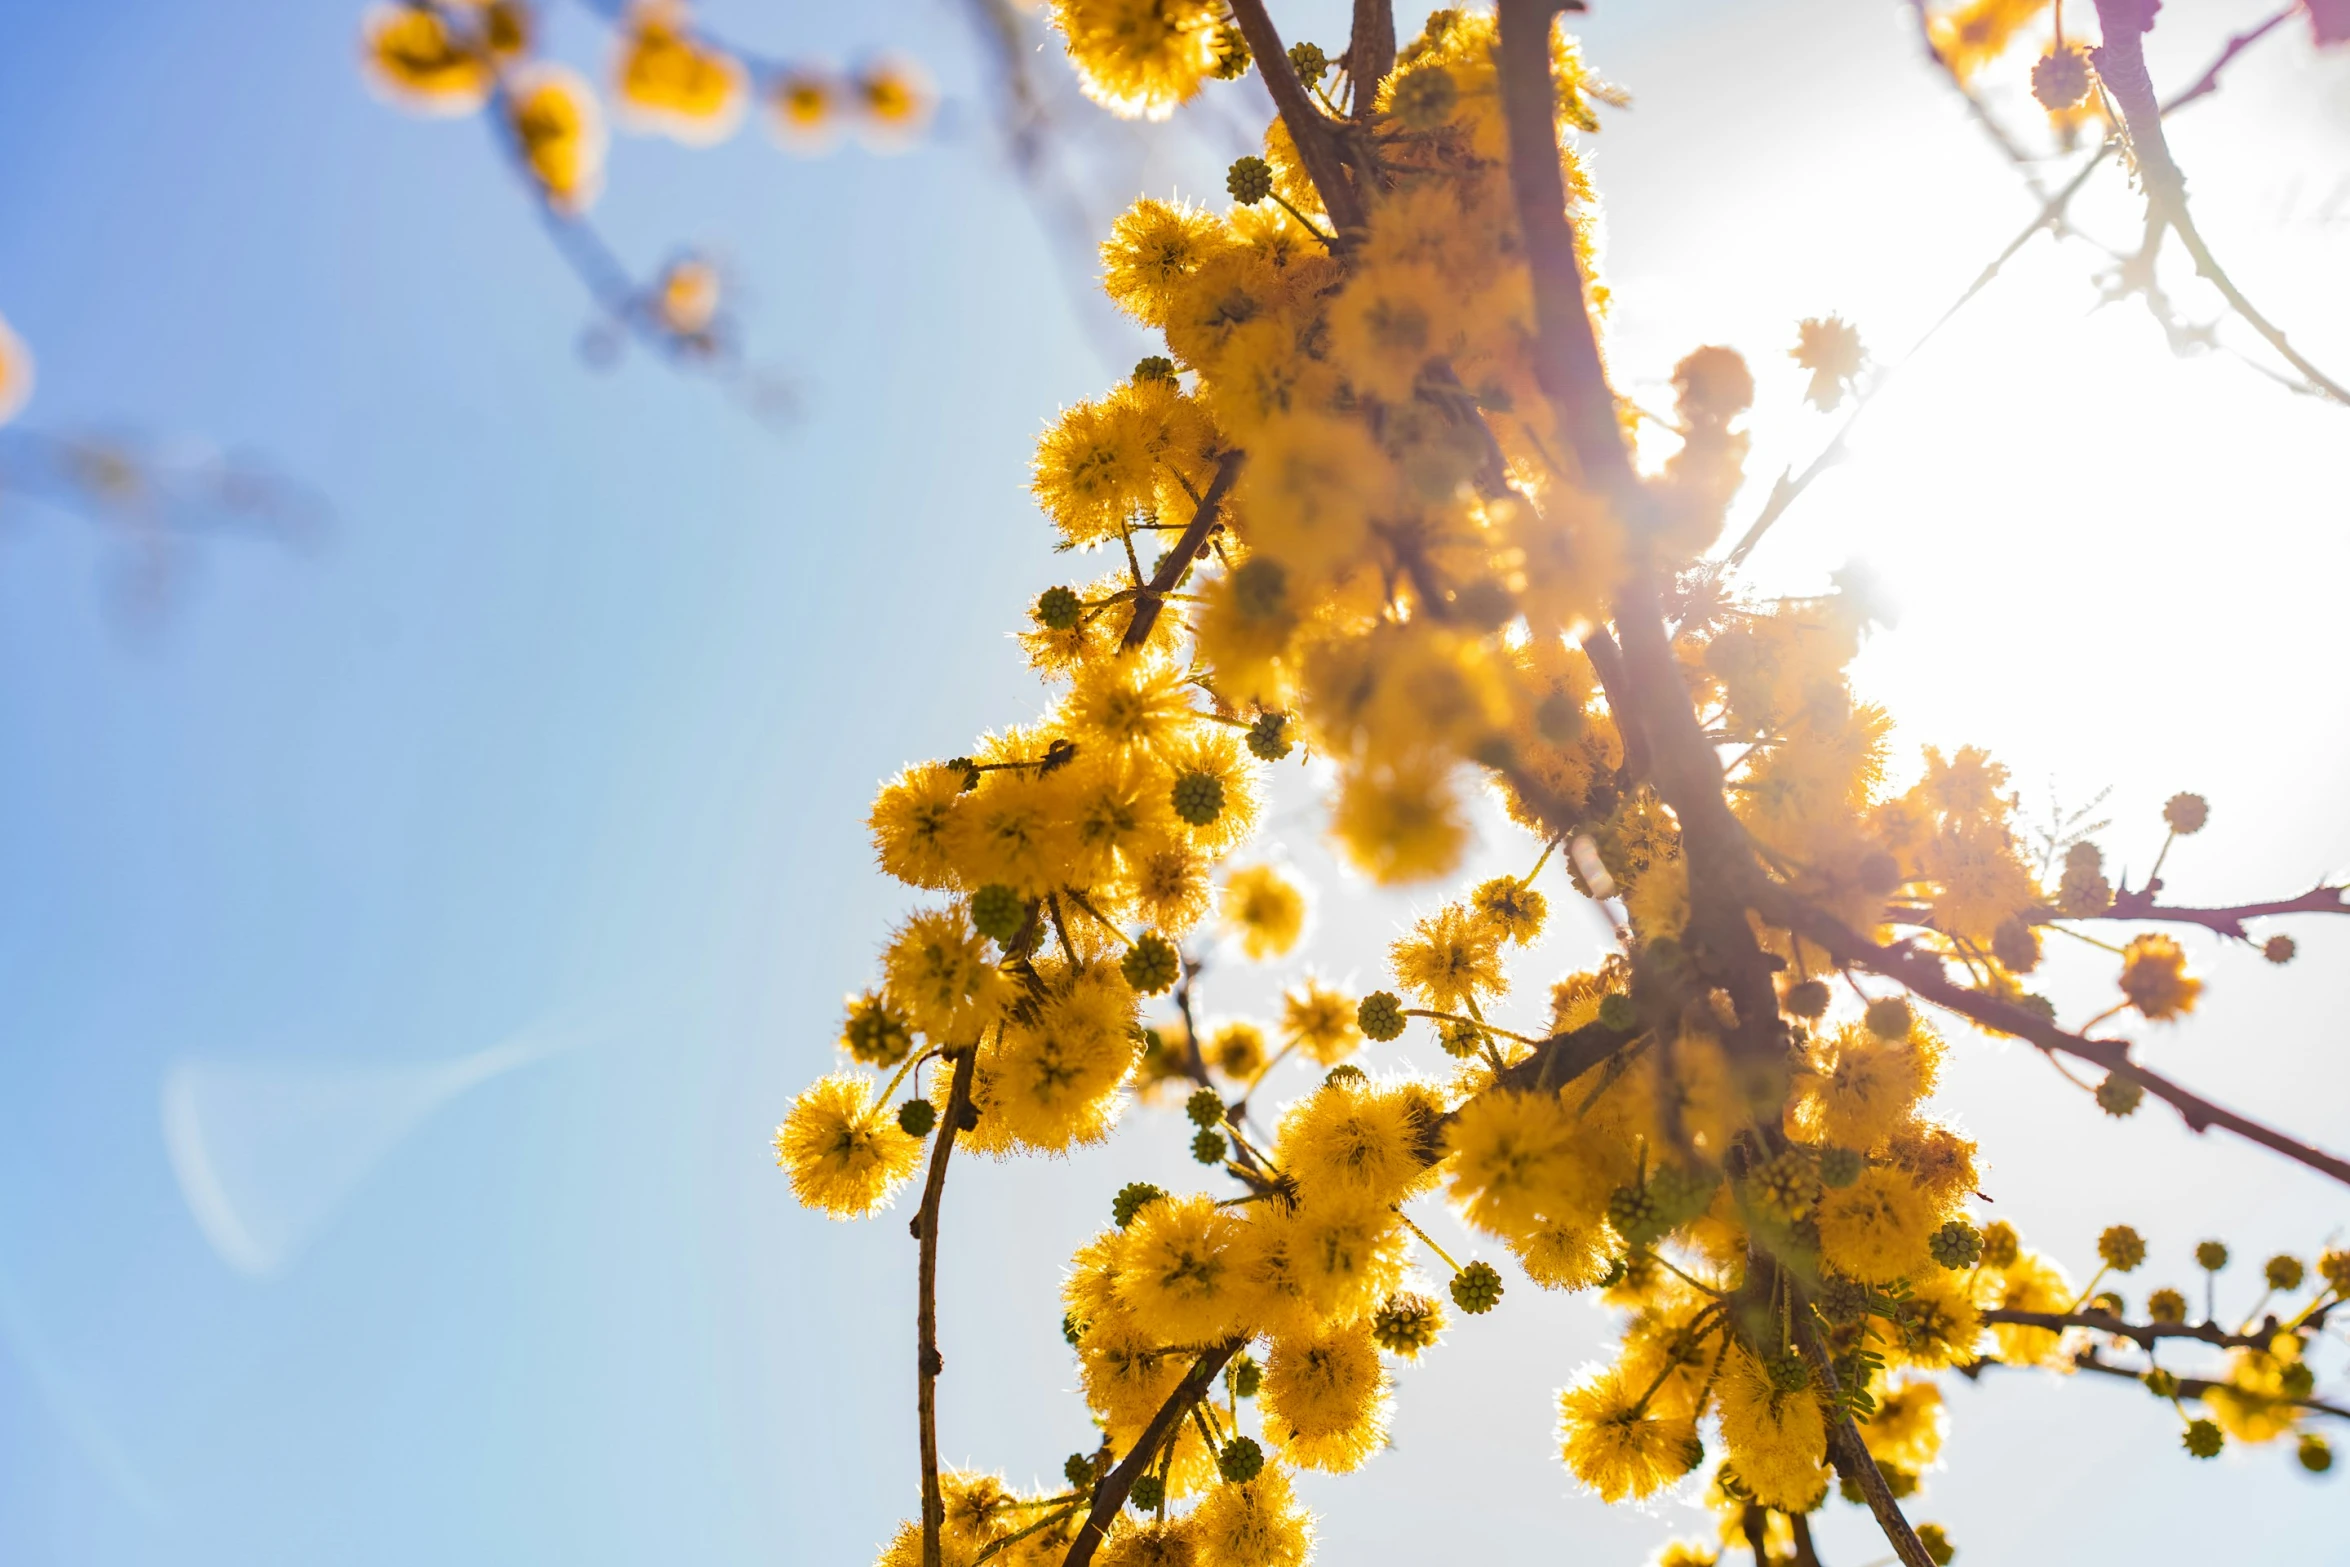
[
  {"x1": 1122, "y1": 931, "x2": 1181, "y2": 994},
  {"x1": 971, "y1": 883, "x2": 1026, "y2": 943},
  {"x1": 1358, "y1": 990, "x2": 1407, "y2": 1042},
  {"x1": 897, "y1": 1099, "x2": 937, "y2": 1137}
]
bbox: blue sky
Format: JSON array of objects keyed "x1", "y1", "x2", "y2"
[{"x1": 2, "y1": 1, "x2": 2347, "y2": 1563}]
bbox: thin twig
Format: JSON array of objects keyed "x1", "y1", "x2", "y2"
[
  {"x1": 1226, "y1": 0, "x2": 1367, "y2": 234},
  {"x1": 2043, "y1": 883, "x2": 2350, "y2": 941},
  {"x1": 915, "y1": 1047, "x2": 979, "y2": 1567},
  {"x1": 1061, "y1": 1340, "x2": 1244, "y2": 1567},
  {"x1": 1979, "y1": 1304, "x2": 2329, "y2": 1353},
  {"x1": 1120, "y1": 450, "x2": 1244, "y2": 650}
]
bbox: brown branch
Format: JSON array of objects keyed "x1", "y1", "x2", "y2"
[
  {"x1": 915, "y1": 1047, "x2": 980, "y2": 1567},
  {"x1": 1974, "y1": 1349, "x2": 2350, "y2": 1422},
  {"x1": 1979, "y1": 1305, "x2": 2326, "y2": 1353},
  {"x1": 1346, "y1": 0, "x2": 1396, "y2": 126},
  {"x1": 1061, "y1": 1340, "x2": 1244, "y2": 1567},
  {"x1": 1788, "y1": 1511, "x2": 1826, "y2": 1567},
  {"x1": 2161, "y1": 4, "x2": 2298, "y2": 115},
  {"x1": 1226, "y1": 0, "x2": 1367, "y2": 234},
  {"x1": 1794, "y1": 1303, "x2": 1934, "y2": 1567},
  {"x1": 1120, "y1": 450, "x2": 1244, "y2": 650},
  {"x1": 2044, "y1": 883, "x2": 2350, "y2": 941},
  {"x1": 1762, "y1": 889, "x2": 2350, "y2": 1188},
  {"x1": 2092, "y1": 0, "x2": 2349, "y2": 404}
]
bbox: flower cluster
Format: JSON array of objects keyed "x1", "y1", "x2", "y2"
[{"x1": 772, "y1": 6, "x2": 2347, "y2": 1565}]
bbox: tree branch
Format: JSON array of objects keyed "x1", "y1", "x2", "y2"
[
  {"x1": 2045, "y1": 883, "x2": 2350, "y2": 941},
  {"x1": 1061, "y1": 1340, "x2": 1244, "y2": 1567},
  {"x1": 1979, "y1": 1305, "x2": 2328, "y2": 1353},
  {"x1": 2092, "y1": 0, "x2": 2349, "y2": 403},
  {"x1": 1761, "y1": 889, "x2": 2350, "y2": 1188},
  {"x1": 1794, "y1": 1303, "x2": 1934, "y2": 1567},
  {"x1": 1120, "y1": 450, "x2": 1244, "y2": 650},
  {"x1": 1346, "y1": 0, "x2": 1396, "y2": 126},
  {"x1": 1226, "y1": 0, "x2": 1367, "y2": 234},
  {"x1": 1971, "y1": 1349, "x2": 2350, "y2": 1422},
  {"x1": 915, "y1": 1047, "x2": 980, "y2": 1567}
]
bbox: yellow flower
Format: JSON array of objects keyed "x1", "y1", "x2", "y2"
[
  {"x1": 1099, "y1": 1517, "x2": 1200, "y2": 1567},
  {"x1": 983, "y1": 963, "x2": 1139, "y2": 1152},
  {"x1": 940, "y1": 766, "x2": 1075, "y2": 898},
  {"x1": 1327, "y1": 261, "x2": 1459, "y2": 404},
  {"x1": 1122, "y1": 841, "x2": 1216, "y2": 934},
  {"x1": 1206, "y1": 1019, "x2": 1268, "y2": 1081},
  {"x1": 1556, "y1": 1365, "x2": 1701, "y2": 1502},
  {"x1": 1115, "y1": 1193, "x2": 1250, "y2": 1344},
  {"x1": 1263, "y1": 1319, "x2": 1391, "y2": 1472},
  {"x1": 2118, "y1": 933, "x2": 2201, "y2": 1021},
  {"x1": 1279, "y1": 979, "x2": 1363, "y2": 1066},
  {"x1": 1714, "y1": 1348, "x2": 1829, "y2": 1512},
  {"x1": 1049, "y1": 0, "x2": 1224, "y2": 121},
  {"x1": 1789, "y1": 1022, "x2": 1939, "y2": 1151},
  {"x1": 1885, "y1": 1271, "x2": 1983, "y2": 1369},
  {"x1": 868, "y1": 763, "x2": 969, "y2": 890},
  {"x1": 1509, "y1": 1218, "x2": 1614, "y2": 1291},
  {"x1": 1815, "y1": 1167, "x2": 1935, "y2": 1285},
  {"x1": 1330, "y1": 758, "x2": 1469, "y2": 885},
  {"x1": 1078, "y1": 1315, "x2": 1187, "y2": 1426},
  {"x1": 1221, "y1": 863, "x2": 1307, "y2": 960},
  {"x1": 1031, "y1": 394, "x2": 1160, "y2": 549},
  {"x1": 1285, "y1": 1189, "x2": 1409, "y2": 1324},
  {"x1": 851, "y1": 54, "x2": 935, "y2": 152},
  {"x1": 360, "y1": 3, "x2": 493, "y2": 113},
  {"x1": 1470, "y1": 875, "x2": 1548, "y2": 945},
  {"x1": 767, "y1": 68, "x2": 842, "y2": 155},
  {"x1": 1230, "y1": 412, "x2": 1385, "y2": 578},
  {"x1": 1166, "y1": 726, "x2": 1264, "y2": 855},
  {"x1": 1277, "y1": 1076, "x2": 1440, "y2": 1208},
  {"x1": 880, "y1": 904, "x2": 1010, "y2": 1043},
  {"x1": 1791, "y1": 315, "x2": 1866, "y2": 410},
  {"x1": 1189, "y1": 1463, "x2": 1314, "y2": 1567},
  {"x1": 1926, "y1": 0, "x2": 2050, "y2": 84},
  {"x1": 1988, "y1": 1250, "x2": 2075, "y2": 1367},
  {"x1": 507, "y1": 64, "x2": 608, "y2": 213},
  {"x1": 1068, "y1": 653, "x2": 1198, "y2": 755},
  {"x1": 2207, "y1": 1334, "x2": 2306, "y2": 1445},
  {"x1": 773, "y1": 1073, "x2": 924, "y2": 1219},
  {"x1": 0, "y1": 309, "x2": 33, "y2": 427},
  {"x1": 1100, "y1": 197, "x2": 1230, "y2": 329},
  {"x1": 613, "y1": 4, "x2": 747, "y2": 145},
  {"x1": 1391, "y1": 903, "x2": 1504, "y2": 1013},
  {"x1": 1065, "y1": 750, "x2": 1181, "y2": 891},
  {"x1": 1443, "y1": 1089, "x2": 1575, "y2": 1240},
  {"x1": 1860, "y1": 1377, "x2": 1947, "y2": 1472}
]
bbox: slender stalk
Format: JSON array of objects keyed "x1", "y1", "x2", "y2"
[
  {"x1": 1226, "y1": 0, "x2": 1367, "y2": 234},
  {"x1": 916, "y1": 1047, "x2": 980, "y2": 1567},
  {"x1": 1120, "y1": 450, "x2": 1244, "y2": 650},
  {"x1": 1061, "y1": 1341, "x2": 1244, "y2": 1567},
  {"x1": 1792, "y1": 1306, "x2": 1933, "y2": 1567}
]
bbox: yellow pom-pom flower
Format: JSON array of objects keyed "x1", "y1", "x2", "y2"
[
  {"x1": 1221, "y1": 863, "x2": 1307, "y2": 960},
  {"x1": 1262, "y1": 1319, "x2": 1392, "y2": 1472},
  {"x1": 773, "y1": 1073, "x2": 925, "y2": 1219}
]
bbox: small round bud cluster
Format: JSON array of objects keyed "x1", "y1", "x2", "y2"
[
  {"x1": 2095, "y1": 1071, "x2": 2144, "y2": 1118},
  {"x1": 1817, "y1": 1146, "x2": 1864, "y2": 1189},
  {"x1": 1358, "y1": 990, "x2": 1407, "y2": 1041},
  {"x1": 971, "y1": 882, "x2": 1026, "y2": 942},
  {"x1": 1438, "y1": 1018, "x2": 1485, "y2": 1059},
  {"x1": 1817, "y1": 1273, "x2": 1870, "y2": 1324},
  {"x1": 1210, "y1": 22, "x2": 1250, "y2": 79},
  {"x1": 1323, "y1": 1063, "x2": 1368, "y2": 1088},
  {"x1": 1389, "y1": 64, "x2": 1458, "y2": 129},
  {"x1": 1782, "y1": 979, "x2": 1830, "y2": 1019},
  {"x1": 2146, "y1": 1288, "x2": 2188, "y2": 1323},
  {"x1": 841, "y1": 990, "x2": 915, "y2": 1067},
  {"x1": 1191, "y1": 1127, "x2": 1228, "y2": 1164},
  {"x1": 1226, "y1": 154, "x2": 1274, "y2": 206},
  {"x1": 1650, "y1": 1164, "x2": 1720, "y2": 1228},
  {"x1": 1132, "y1": 355, "x2": 1176, "y2": 384},
  {"x1": 1533, "y1": 689, "x2": 1583, "y2": 744},
  {"x1": 1065, "y1": 1452, "x2": 1096, "y2": 1491},
  {"x1": 945, "y1": 756, "x2": 983, "y2": 793},
  {"x1": 2195, "y1": 1240, "x2": 2230, "y2": 1272},
  {"x1": 1185, "y1": 1087, "x2": 1226, "y2": 1129},
  {"x1": 2091, "y1": 1290, "x2": 2126, "y2": 1316},
  {"x1": 1170, "y1": 770, "x2": 1226, "y2": 826},
  {"x1": 1978, "y1": 1220, "x2": 2021, "y2": 1269},
  {"x1": 1286, "y1": 40, "x2": 1328, "y2": 80},
  {"x1": 1218, "y1": 1435, "x2": 1265, "y2": 1483},
  {"x1": 2030, "y1": 45, "x2": 2091, "y2": 110},
  {"x1": 2145, "y1": 1367, "x2": 2181, "y2": 1399},
  {"x1": 1113, "y1": 1181, "x2": 1166, "y2": 1228},
  {"x1": 1245, "y1": 711, "x2": 1293, "y2": 761},
  {"x1": 897, "y1": 1099, "x2": 937, "y2": 1136},
  {"x1": 2059, "y1": 841, "x2": 2113, "y2": 916},
  {"x1": 1607, "y1": 1183, "x2": 1664, "y2": 1247},
  {"x1": 1371, "y1": 1291, "x2": 1446, "y2": 1357},
  {"x1": 1232, "y1": 557, "x2": 1288, "y2": 621},
  {"x1": 2320, "y1": 1249, "x2": 2350, "y2": 1294},
  {"x1": 2264, "y1": 934, "x2": 2297, "y2": 964},
  {"x1": 1451, "y1": 1260, "x2": 1504, "y2": 1314},
  {"x1": 1930, "y1": 1220, "x2": 1983, "y2": 1270},
  {"x1": 2299, "y1": 1433, "x2": 2334, "y2": 1474},
  {"x1": 1763, "y1": 1351, "x2": 1812, "y2": 1393},
  {"x1": 2182, "y1": 1418, "x2": 2224, "y2": 1459},
  {"x1": 1749, "y1": 1148, "x2": 1818, "y2": 1223},
  {"x1": 1229, "y1": 1353, "x2": 1261, "y2": 1400},
  {"x1": 1917, "y1": 1523, "x2": 1956, "y2": 1567},
  {"x1": 1863, "y1": 996, "x2": 1913, "y2": 1040},
  {"x1": 1991, "y1": 916, "x2": 2041, "y2": 974},
  {"x1": 1129, "y1": 1473, "x2": 1167, "y2": 1511},
  {"x1": 1062, "y1": 1312, "x2": 1086, "y2": 1347},
  {"x1": 1122, "y1": 931, "x2": 1180, "y2": 994},
  {"x1": 2163, "y1": 791, "x2": 2210, "y2": 835},
  {"x1": 2098, "y1": 1224, "x2": 2148, "y2": 1273},
  {"x1": 2265, "y1": 1253, "x2": 2306, "y2": 1291},
  {"x1": 1034, "y1": 584, "x2": 1082, "y2": 631},
  {"x1": 1597, "y1": 992, "x2": 1640, "y2": 1032},
  {"x1": 2282, "y1": 1361, "x2": 2317, "y2": 1399}
]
